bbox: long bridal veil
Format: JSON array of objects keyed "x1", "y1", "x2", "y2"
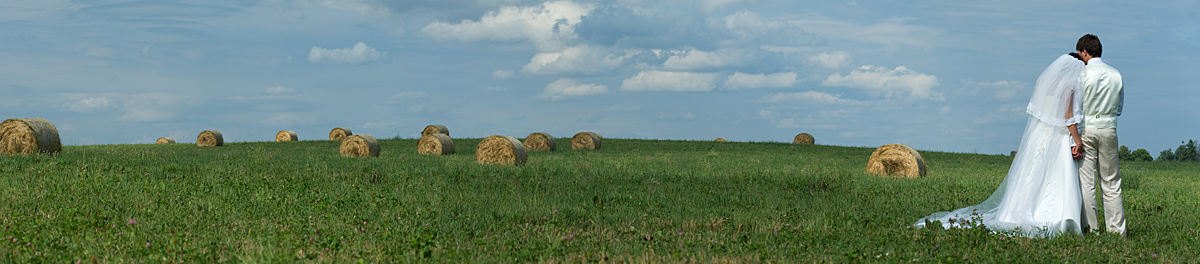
[{"x1": 915, "y1": 54, "x2": 1085, "y2": 238}]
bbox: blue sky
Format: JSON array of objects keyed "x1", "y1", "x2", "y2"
[{"x1": 2, "y1": 0, "x2": 1197, "y2": 155}]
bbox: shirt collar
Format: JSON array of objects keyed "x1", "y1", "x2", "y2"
[{"x1": 1087, "y1": 57, "x2": 1106, "y2": 66}]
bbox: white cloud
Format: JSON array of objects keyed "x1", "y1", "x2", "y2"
[
  {"x1": 757, "y1": 109, "x2": 775, "y2": 118},
  {"x1": 260, "y1": 113, "x2": 315, "y2": 126},
  {"x1": 68, "y1": 97, "x2": 111, "y2": 112},
  {"x1": 523, "y1": 45, "x2": 632, "y2": 74},
  {"x1": 538, "y1": 78, "x2": 608, "y2": 101},
  {"x1": 702, "y1": 0, "x2": 744, "y2": 13},
  {"x1": 823, "y1": 65, "x2": 941, "y2": 100},
  {"x1": 59, "y1": 93, "x2": 190, "y2": 122},
  {"x1": 604, "y1": 105, "x2": 642, "y2": 112},
  {"x1": 387, "y1": 91, "x2": 430, "y2": 104},
  {"x1": 968, "y1": 80, "x2": 1025, "y2": 100},
  {"x1": 421, "y1": 1, "x2": 594, "y2": 51},
  {"x1": 363, "y1": 121, "x2": 398, "y2": 128},
  {"x1": 661, "y1": 48, "x2": 746, "y2": 70},
  {"x1": 83, "y1": 45, "x2": 115, "y2": 57},
  {"x1": 723, "y1": 10, "x2": 785, "y2": 39},
  {"x1": 492, "y1": 70, "x2": 514, "y2": 79},
  {"x1": 658, "y1": 112, "x2": 697, "y2": 121},
  {"x1": 118, "y1": 108, "x2": 177, "y2": 123},
  {"x1": 321, "y1": 0, "x2": 390, "y2": 16},
  {"x1": 620, "y1": 71, "x2": 720, "y2": 92},
  {"x1": 761, "y1": 91, "x2": 864, "y2": 105},
  {"x1": 778, "y1": 118, "x2": 836, "y2": 130},
  {"x1": 974, "y1": 104, "x2": 1025, "y2": 124},
  {"x1": 118, "y1": 93, "x2": 190, "y2": 123},
  {"x1": 262, "y1": 85, "x2": 298, "y2": 95},
  {"x1": 308, "y1": 42, "x2": 385, "y2": 64},
  {"x1": 760, "y1": 45, "x2": 812, "y2": 54},
  {"x1": 787, "y1": 18, "x2": 945, "y2": 49},
  {"x1": 724, "y1": 72, "x2": 798, "y2": 89},
  {"x1": 940, "y1": 106, "x2": 951, "y2": 114},
  {"x1": 808, "y1": 51, "x2": 851, "y2": 69},
  {"x1": 485, "y1": 86, "x2": 508, "y2": 92},
  {"x1": 577, "y1": 113, "x2": 602, "y2": 123}
]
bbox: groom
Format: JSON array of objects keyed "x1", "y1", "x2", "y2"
[{"x1": 1076, "y1": 34, "x2": 1126, "y2": 237}]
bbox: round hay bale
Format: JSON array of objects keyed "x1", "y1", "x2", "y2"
[
  {"x1": 866, "y1": 144, "x2": 927, "y2": 178},
  {"x1": 0, "y1": 117, "x2": 62, "y2": 155},
  {"x1": 714, "y1": 138, "x2": 728, "y2": 142},
  {"x1": 476, "y1": 135, "x2": 527, "y2": 166},
  {"x1": 156, "y1": 137, "x2": 175, "y2": 144},
  {"x1": 793, "y1": 133, "x2": 815, "y2": 144},
  {"x1": 417, "y1": 133, "x2": 455, "y2": 155},
  {"x1": 196, "y1": 130, "x2": 224, "y2": 147},
  {"x1": 421, "y1": 125, "x2": 450, "y2": 137},
  {"x1": 571, "y1": 132, "x2": 601, "y2": 150},
  {"x1": 588, "y1": 132, "x2": 603, "y2": 139},
  {"x1": 339, "y1": 134, "x2": 380, "y2": 157},
  {"x1": 329, "y1": 127, "x2": 352, "y2": 141},
  {"x1": 276, "y1": 130, "x2": 298, "y2": 142},
  {"x1": 523, "y1": 132, "x2": 556, "y2": 151}
]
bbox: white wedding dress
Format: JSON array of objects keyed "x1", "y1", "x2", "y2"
[{"x1": 915, "y1": 54, "x2": 1086, "y2": 238}]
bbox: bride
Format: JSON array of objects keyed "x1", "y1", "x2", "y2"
[{"x1": 915, "y1": 53, "x2": 1087, "y2": 238}]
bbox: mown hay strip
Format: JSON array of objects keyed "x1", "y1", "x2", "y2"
[
  {"x1": 571, "y1": 132, "x2": 601, "y2": 150},
  {"x1": 422, "y1": 125, "x2": 450, "y2": 137},
  {"x1": 197, "y1": 130, "x2": 224, "y2": 147},
  {"x1": 523, "y1": 132, "x2": 556, "y2": 151},
  {"x1": 0, "y1": 117, "x2": 61, "y2": 155},
  {"x1": 476, "y1": 135, "x2": 527, "y2": 165},
  {"x1": 329, "y1": 127, "x2": 352, "y2": 141},
  {"x1": 417, "y1": 133, "x2": 455, "y2": 155},
  {"x1": 340, "y1": 134, "x2": 380, "y2": 157},
  {"x1": 866, "y1": 144, "x2": 927, "y2": 178},
  {"x1": 276, "y1": 130, "x2": 298, "y2": 142}
]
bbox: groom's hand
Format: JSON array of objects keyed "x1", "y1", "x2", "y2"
[{"x1": 1071, "y1": 145, "x2": 1085, "y2": 160}]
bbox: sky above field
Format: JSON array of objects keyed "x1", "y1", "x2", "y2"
[{"x1": 1, "y1": 0, "x2": 1197, "y2": 155}]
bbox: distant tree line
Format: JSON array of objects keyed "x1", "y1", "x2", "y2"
[
  {"x1": 1118, "y1": 146, "x2": 1153, "y2": 162},
  {"x1": 1150, "y1": 139, "x2": 1199, "y2": 162}
]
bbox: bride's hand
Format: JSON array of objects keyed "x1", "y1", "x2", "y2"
[{"x1": 1071, "y1": 145, "x2": 1085, "y2": 160}]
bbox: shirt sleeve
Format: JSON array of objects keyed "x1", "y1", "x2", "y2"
[{"x1": 1116, "y1": 84, "x2": 1124, "y2": 116}]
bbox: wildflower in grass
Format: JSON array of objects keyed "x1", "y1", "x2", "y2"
[
  {"x1": 1152, "y1": 254, "x2": 1158, "y2": 259},
  {"x1": 128, "y1": 219, "x2": 137, "y2": 225},
  {"x1": 145, "y1": 242, "x2": 150, "y2": 247}
]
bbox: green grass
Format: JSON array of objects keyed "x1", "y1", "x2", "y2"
[{"x1": 1, "y1": 139, "x2": 1197, "y2": 262}]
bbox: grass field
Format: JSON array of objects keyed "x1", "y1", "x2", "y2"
[{"x1": 1, "y1": 138, "x2": 1197, "y2": 262}]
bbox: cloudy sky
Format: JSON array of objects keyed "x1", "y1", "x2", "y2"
[{"x1": 2, "y1": 0, "x2": 1197, "y2": 155}]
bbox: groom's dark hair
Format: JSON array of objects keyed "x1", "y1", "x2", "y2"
[{"x1": 1076, "y1": 34, "x2": 1102, "y2": 57}]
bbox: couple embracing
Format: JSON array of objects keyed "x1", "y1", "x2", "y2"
[{"x1": 916, "y1": 34, "x2": 1126, "y2": 238}]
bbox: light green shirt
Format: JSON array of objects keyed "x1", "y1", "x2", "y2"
[{"x1": 1080, "y1": 57, "x2": 1123, "y2": 129}]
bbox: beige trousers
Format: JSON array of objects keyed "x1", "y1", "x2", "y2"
[{"x1": 1079, "y1": 127, "x2": 1126, "y2": 236}]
